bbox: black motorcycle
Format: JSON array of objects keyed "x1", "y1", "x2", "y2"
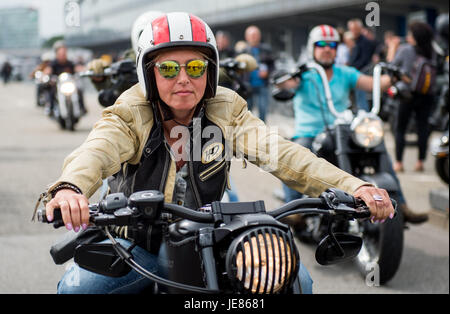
[
  {"x1": 34, "y1": 70, "x2": 52, "y2": 107},
  {"x1": 272, "y1": 62, "x2": 404, "y2": 285},
  {"x1": 218, "y1": 56, "x2": 253, "y2": 100},
  {"x1": 81, "y1": 59, "x2": 138, "y2": 108},
  {"x1": 430, "y1": 53, "x2": 449, "y2": 184},
  {"x1": 431, "y1": 129, "x2": 449, "y2": 184},
  {"x1": 35, "y1": 188, "x2": 395, "y2": 294}
]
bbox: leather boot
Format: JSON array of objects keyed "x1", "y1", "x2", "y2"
[{"x1": 399, "y1": 203, "x2": 429, "y2": 224}]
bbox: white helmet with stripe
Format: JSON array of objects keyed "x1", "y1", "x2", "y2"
[
  {"x1": 136, "y1": 12, "x2": 219, "y2": 102},
  {"x1": 131, "y1": 10, "x2": 164, "y2": 55},
  {"x1": 306, "y1": 24, "x2": 340, "y2": 60}
]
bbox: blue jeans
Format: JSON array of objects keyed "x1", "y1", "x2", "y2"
[
  {"x1": 283, "y1": 137, "x2": 406, "y2": 205},
  {"x1": 57, "y1": 238, "x2": 313, "y2": 294},
  {"x1": 247, "y1": 85, "x2": 269, "y2": 122},
  {"x1": 57, "y1": 238, "x2": 168, "y2": 294},
  {"x1": 355, "y1": 88, "x2": 370, "y2": 112}
]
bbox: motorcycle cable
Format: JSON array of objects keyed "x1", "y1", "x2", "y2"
[
  {"x1": 103, "y1": 227, "x2": 220, "y2": 294},
  {"x1": 273, "y1": 208, "x2": 332, "y2": 221}
]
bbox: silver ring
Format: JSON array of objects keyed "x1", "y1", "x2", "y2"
[{"x1": 372, "y1": 194, "x2": 383, "y2": 201}]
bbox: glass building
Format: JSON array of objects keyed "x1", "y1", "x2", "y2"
[{"x1": 0, "y1": 7, "x2": 40, "y2": 49}]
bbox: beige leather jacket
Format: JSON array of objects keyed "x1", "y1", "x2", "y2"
[{"x1": 42, "y1": 84, "x2": 370, "y2": 204}]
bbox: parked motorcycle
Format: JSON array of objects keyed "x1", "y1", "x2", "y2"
[
  {"x1": 35, "y1": 188, "x2": 396, "y2": 294},
  {"x1": 272, "y1": 62, "x2": 404, "y2": 284}
]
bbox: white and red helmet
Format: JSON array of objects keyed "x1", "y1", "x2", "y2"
[
  {"x1": 131, "y1": 10, "x2": 164, "y2": 55},
  {"x1": 136, "y1": 12, "x2": 219, "y2": 102},
  {"x1": 306, "y1": 25, "x2": 340, "y2": 60}
]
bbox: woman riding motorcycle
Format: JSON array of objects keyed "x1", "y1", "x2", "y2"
[{"x1": 40, "y1": 12, "x2": 395, "y2": 294}]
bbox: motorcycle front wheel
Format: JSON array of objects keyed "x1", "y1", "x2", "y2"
[{"x1": 355, "y1": 195, "x2": 404, "y2": 285}]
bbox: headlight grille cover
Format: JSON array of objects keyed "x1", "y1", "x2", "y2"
[{"x1": 226, "y1": 227, "x2": 299, "y2": 294}]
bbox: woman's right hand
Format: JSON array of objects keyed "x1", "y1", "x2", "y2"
[{"x1": 45, "y1": 189, "x2": 90, "y2": 232}]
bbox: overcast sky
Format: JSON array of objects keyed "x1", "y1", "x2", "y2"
[{"x1": 0, "y1": 0, "x2": 65, "y2": 39}]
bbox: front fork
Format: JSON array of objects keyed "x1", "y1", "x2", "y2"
[{"x1": 198, "y1": 228, "x2": 219, "y2": 290}]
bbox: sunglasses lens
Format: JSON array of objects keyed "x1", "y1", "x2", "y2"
[
  {"x1": 316, "y1": 41, "x2": 327, "y2": 47},
  {"x1": 186, "y1": 60, "x2": 207, "y2": 78},
  {"x1": 329, "y1": 42, "x2": 338, "y2": 48},
  {"x1": 158, "y1": 61, "x2": 180, "y2": 78},
  {"x1": 315, "y1": 41, "x2": 338, "y2": 49}
]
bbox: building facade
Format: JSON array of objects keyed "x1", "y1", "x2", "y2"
[
  {"x1": 66, "y1": 0, "x2": 448, "y2": 59},
  {"x1": 0, "y1": 7, "x2": 40, "y2": 49}
]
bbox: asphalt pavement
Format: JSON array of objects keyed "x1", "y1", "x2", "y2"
[{"x1": 0, "y1": 81, "x2": 448, "y2": 294}]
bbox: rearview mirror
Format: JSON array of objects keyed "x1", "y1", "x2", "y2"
[
  {"x1": 315, "y1": 233, "x2": 362, "y2": 265},
  {"x1": 74, "y1": 243, "x2": 131, "y2": 277}
]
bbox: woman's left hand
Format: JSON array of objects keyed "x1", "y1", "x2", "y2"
[{"x1": 353, "y1": 186, "x2": 395, "y2": 223}]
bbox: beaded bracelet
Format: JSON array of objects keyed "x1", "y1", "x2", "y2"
[{"x1": 51, "y1": 182, "x2": 82, "y2": 198}]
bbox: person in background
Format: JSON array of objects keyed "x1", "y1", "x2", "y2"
[
  {"x1": 372, "y1": 30, "x2": 396, "y2": 63},
  {"x1": 387, "y1": 21, "x2": 436, "y2": 173},
  {"x1": 243, "y1": 25, "x2": 275, "y2": 122},
  {"x1": 216, "y1": 30, "x2": 235, "y2": 60},
  {"x1": 347, "y1": 18, "x2": 377, "y2": 111},
  {"x1": 1, "y1": 60, "x2": 13, "y2": 84},
  {"x1": 336, "y1": 30, "x2": 355, "y2": 65}
]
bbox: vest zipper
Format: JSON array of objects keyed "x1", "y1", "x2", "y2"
[
  {"x1": 159, "y1": 145, "x2": 171, "y2": 193},
  {"x1": 189, "y1": 160, "x2": 202, "y2": 209}
]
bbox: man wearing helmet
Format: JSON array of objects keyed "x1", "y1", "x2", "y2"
[
  {"x1": 43, "y1": 40, "x2": 87, "y2": 116},
  {"x1": 278, "y1": 24, "x2": 428, "y2": 224},
  {"x1": 41, "y1": 14, "x2": 396, "y2": 293}
]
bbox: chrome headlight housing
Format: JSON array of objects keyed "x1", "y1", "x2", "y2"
[
  {"x1": 351, "y1": 112, "x2": 384, "y2": 148},
  {"x1": 226, "y1": 227, "x2": 299, "y2": 294}
]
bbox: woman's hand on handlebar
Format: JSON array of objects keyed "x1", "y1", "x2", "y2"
[
  {"x1": 45, "y1": 189, "x2": 90, "y2": 232},
  {"x1": 353, "y1": 185, "x2": 395, "y2": 223}
]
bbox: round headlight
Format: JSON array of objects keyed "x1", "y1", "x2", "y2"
[
  {"x1": 351, "y1": 114, "x2": 384, "y2": 148},
  {"x1": 226, "y1": 227, "x2": 299, "y2": 294},
  {"x1": 34, "y1": 71, "x2": 42, "y2": 80},
  {"x1": 58, "y1": 72, "x2": 70, "y2": 81},
  {"x1": 60, "y1": 81, "x2": 76, "y2": 95}
]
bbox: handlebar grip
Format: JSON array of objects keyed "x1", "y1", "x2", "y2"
[
  {"x1": 355, "y1": 197, "x2": 398, "y2": 219},
  {"x1": 37, "y1": 208, "x2": 65, "y2": 228}
]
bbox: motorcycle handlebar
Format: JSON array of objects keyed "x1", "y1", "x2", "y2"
[{"x1": 37, "y1": 189, "x2": 397, "y2": 229}]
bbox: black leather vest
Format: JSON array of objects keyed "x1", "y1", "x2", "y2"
[{"x1": 108, "y1": 108, "x2": 230, "y2": 253}]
